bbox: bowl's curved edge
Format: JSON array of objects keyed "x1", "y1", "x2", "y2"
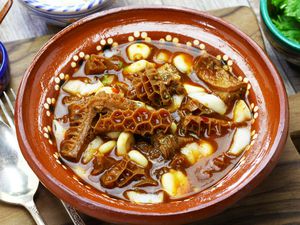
[{"x1": 15, "y1": 5, "x2": 289, "y2": 224}]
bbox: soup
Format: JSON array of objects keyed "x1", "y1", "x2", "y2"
[{"x1": 51, "y1": 39, "x2": 252, "y2": 204}]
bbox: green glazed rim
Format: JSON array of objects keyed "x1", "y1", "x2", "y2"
[{"x1": 260, "y1": 0, "x2": 300, "y2": 52}]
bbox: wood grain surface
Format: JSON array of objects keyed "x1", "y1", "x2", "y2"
[{"x1": 1, "y1": 6, "x2": 300, "y2": 225}]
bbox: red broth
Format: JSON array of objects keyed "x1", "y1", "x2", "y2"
[{"x1": 52, "y1": 41, "x2": 252, "y2": 203}]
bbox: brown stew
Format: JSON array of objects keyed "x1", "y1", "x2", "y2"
[{"x1": 52, "y1": 41, "x2": 252, "y2": 203}]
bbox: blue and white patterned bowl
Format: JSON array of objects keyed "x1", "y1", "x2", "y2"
[{"x1": 20, "y1": 0, "x2": 112, "y2": 26}]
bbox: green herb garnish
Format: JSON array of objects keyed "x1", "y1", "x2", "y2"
[{"x1": 271, "y1": 0, "x2": 300, "y2": 44}]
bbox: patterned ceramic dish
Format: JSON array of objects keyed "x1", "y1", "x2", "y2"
[
  {"x1": 19, "y1": 0, "x2": 112, "y2": 26},
  {"x1": 15, "y1": 6, "x2": 289, "y2": 225},
  {"x1": 0, "y1": 42, "x2": 10, "y2": 93}
]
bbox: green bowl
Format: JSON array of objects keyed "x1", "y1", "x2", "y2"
[{"x1": 260, "y1": 0, "x2": 300, "y2": 65}]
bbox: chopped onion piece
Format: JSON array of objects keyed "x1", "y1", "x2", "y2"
[
  {"x1": 53, "y1": 119, "x2": 66, "y2": 144},
  {"x1": 228, "y1": 127, "x2": 251, "y2": 156},
  {"x1": 103, "y1": 48, "x2": 119, "y2": 58},
  {"x1": 233, "y1": 100, "x2": 252, "y2": 122},
  {"x1": 168, "y1": 94, "x2": 184, "y2": 112},
  {"x1": 127, "y1": 191, "x2": 164, "y2": 204},
  {"x1": 161, "y1": 169, "x2": 190, "y2": 197},
  {"x1": 181, "y1": 141, "x2": 215, "y2": 165},
  {"x1": 172, "y1": 53, "x2": 193, "y2": 74},
  {"x1": 82, "y1": 137, "x2": 103, "y2": 163},
  {"x1": 63, "y1": 79, "x2": 103, "y2": 96},
  {"x1": 188, "y1": 92, "x2": 227, "y2": 115},
  {"x1": 123, "y1": 60, "x2": 155, "y2": 74},
  {"x1": 183, "y1": 83, "x2": 205, "y2": 94},
  {"x1": 96, "y1": 86, "x2": 114, "y2": 94}
]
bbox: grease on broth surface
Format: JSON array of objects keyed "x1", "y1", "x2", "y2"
[{"x1": 52, "y1": 40, "x2": 252, "y2": 203}]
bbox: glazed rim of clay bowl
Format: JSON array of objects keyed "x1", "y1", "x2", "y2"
[{"x1": 15, "y1": 6, "x2": 289, "y2": 225}]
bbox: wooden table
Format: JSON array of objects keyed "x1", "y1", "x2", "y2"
[{"x1": 0, "y1": 1, "x2": 300, "y2": 225}]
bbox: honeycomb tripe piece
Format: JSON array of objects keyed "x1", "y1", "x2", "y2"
[
  {"x1": 181, "y1": 115, "x2": 242, "y2": 137},
  {"x1": 180, "y1": 96, "x2": 214, "y2": 115},
  {"x1": 100, "y1": 156, "x2": 145, "y2": 188},
  {"x1": 60, "y1": 92, "x2": 140, "y2": 160},
  {"x1": 157, "y1": 63, "x2": 185, "y2": 95},
  {"x1": 94, "y1": 107, "x2": 172, "y2": 136},
  {"x1": 132, "y1": 67, "x2": 172, "y2": 107}
]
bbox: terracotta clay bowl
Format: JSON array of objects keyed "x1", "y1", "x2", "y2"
[{"x1": 15, "y1": 6, "x2": 289, "y2": 225}]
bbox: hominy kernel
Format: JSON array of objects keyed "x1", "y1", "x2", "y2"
[
  {"x1": 46, "y1": 111, "x2": 51, "y2": 117},
  {"x1": 216, "y1": 55, "x2": 221, "y2": 60},
  {"x1": 71, "y1": 62, "x2": 76, "y2": 68},
  {"x1": 55, "y1": 85, "x2": 60, "y2": 90},
  {"x1": 186, "y1": 41, "x2": 192, "y2": 46},
  {"x1": 128, "y1": 150, "x2": 148, "y2": 168},
  {"x1": 99, "y1": 140, "x2": 117, "y2": 154},
  {"x1": 227, "y1": 59, "x2": 233, "y2": 66}
]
